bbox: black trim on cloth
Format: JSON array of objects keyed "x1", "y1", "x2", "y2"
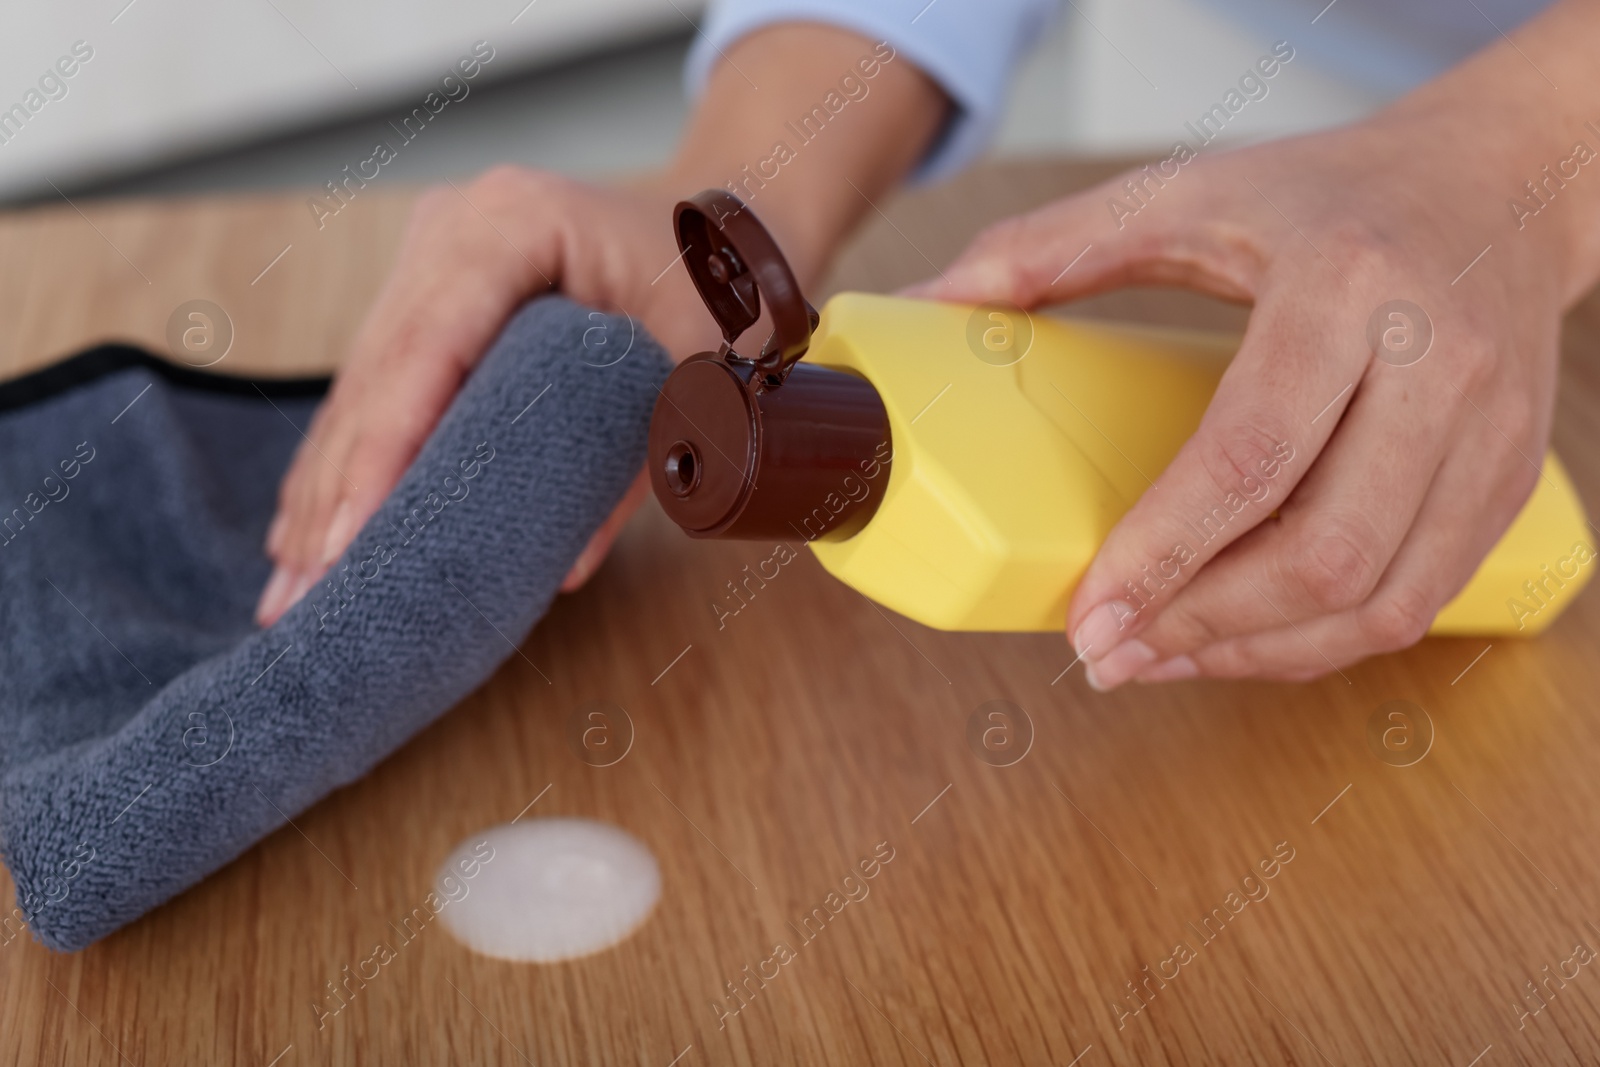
[{"x1": 0, "y1": 344, "x2": 330, "y2": 414}]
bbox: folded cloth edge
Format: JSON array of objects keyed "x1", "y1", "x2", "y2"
[{"x1": 1, "y1": 296, "x2": 671, "y2": 951}]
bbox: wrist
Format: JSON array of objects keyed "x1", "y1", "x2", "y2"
[
  {"x1": 657, "y1": 23, "x2": 948, "y2": 290},
  {"x1": 1382, "y1": 0, "x2": 1600, "y2": 302}
]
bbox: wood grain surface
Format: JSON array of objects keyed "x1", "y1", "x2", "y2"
[{"x1": 3, "y1": 160, "x2": 1600, "y2": 1066}]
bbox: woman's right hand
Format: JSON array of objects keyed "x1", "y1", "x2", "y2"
[
  {"x1": 255, "y1": 19, "x2": 951, "y2": 627},
  {"x1": 254, "y1": 166, "x2": 720, "y2": 626}
]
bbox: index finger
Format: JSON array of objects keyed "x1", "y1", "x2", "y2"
[{"x1": 1067, "y1": 283, "x2": 1367, "y2": 662}]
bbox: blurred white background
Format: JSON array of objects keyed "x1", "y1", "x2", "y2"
[{"x1": 0, "y1": 0, "x2": 1399, "y2": 205}]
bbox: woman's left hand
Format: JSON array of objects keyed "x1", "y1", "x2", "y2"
[{"x1": 905, "y1": 18, "x2": 1600, "y2": 687}]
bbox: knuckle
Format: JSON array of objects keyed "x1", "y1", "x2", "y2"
[
  {"x1": 1148, "y1": 602, "x2": 1225, "y2": 653},
  {"x1": 474, "y1": 162, "x2": 533, "y2": 196},
  {"x1": 966, "y1": 212, "x2": 1047, "y2": 275},
  {"x1": 966, "y1": 203, "x2": 1095, "y2": 291},
  {"x1": 1359, "y1": 585, "x2": 1435, "y2": 651},
  {"x1": 1199, "y1": 413, "x2": 1292, "y2": 502},
  {"x1": 1192, "y1": 639, "x2": 1259, "y2": 679},
  {"x1": 1451, "y1": 341, "x2": 1499, "y2": 394},
  {"x1": 1492, "y1": 392, "x2": 1538, "y2": 447},
  {"x1": 1283, "y1": 517, "x2": 1381, "y2": 613},
  {"x1": 1322, "y1": 222, "x2": 1399, "y2": 284},
  {"x1": 274, "y1": 472, "x2": 303, "y2": 516},
  {"x1": 411, "y1": 166, "x2": 556, "y2": 226},
  {"x1": 971, "y1": 214, "x2": 1029, "y2": 255},
  {"x1": 1502, "y1": 461, "x2": 1542, "y2": 515},
  {"x1": 473, "y1": 164, "x2": 564, "y2": 208}
]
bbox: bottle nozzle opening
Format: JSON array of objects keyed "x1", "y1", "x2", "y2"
[
  {"x1": 663, "y1": 440, "x2": 701, "y2": 497},
  {"x1": 648, "y1": 191, "x2": 891, "y2": 541}
]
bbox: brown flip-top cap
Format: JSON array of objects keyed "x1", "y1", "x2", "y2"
[{"x1": 648, "y1": 191, "x2": 892, "y2": 542}]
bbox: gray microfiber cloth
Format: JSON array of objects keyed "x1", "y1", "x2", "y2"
[{"x1": 0, "y1": 296, "x2": 670, "y2": 951}]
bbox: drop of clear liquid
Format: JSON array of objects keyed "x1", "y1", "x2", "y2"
[{"x1": 437, "y1": 818, "x2": 660, "y2": 963}]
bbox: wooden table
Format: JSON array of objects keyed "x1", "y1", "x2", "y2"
[{"x1": 3, "y1": 161, "x2": 1599, "y2": 1066}]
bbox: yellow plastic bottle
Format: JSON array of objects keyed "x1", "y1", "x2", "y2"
[
  {"x1": 803, "y1": 293, "x2": 1593, "y2": 635},
  {"x1": 647, "y1": 191, "x2": 1593, "y2": 636}
]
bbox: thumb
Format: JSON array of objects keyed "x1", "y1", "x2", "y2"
[
  {"x1": 897, "y1": 184, "x2": 1126, "y2": 306},
  {"x1": 898, "y1": 169, "x2": 1253, "y2": 309}
]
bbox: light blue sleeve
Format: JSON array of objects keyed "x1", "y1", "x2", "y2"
[{"x1": 683, "y1": 0, "x2": 1060, "y2": 183}]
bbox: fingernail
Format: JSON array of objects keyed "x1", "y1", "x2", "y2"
[
  {"x1": 1084, "y1": 639, "x2": 1157, "y2": 692},
  {"x1": 321, "y1": 501, "x2": 359, "y2": 566},
  {"x1": 285, "y1": 571, "x2": 319, "y2": 615},
  {"x1": 255, "y1": 566, "x2": 293, "y2": 624},
  {"x1": 264, "y1": 511, "x2": 287, "y2": 554},
  {"x1": 1136, "y1": 655, "x2": 1200, "y2": 684},
  {"x1": 1072, "y1": 599, "x2": 1139, "y2": 662}
]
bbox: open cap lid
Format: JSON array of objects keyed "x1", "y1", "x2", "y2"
[
  {"x1": 650, "y1": 190, "x2": 892, "y2": 541},
  {"x1": 673, "y1": 189, "x2": 817, "y2": 381}
]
